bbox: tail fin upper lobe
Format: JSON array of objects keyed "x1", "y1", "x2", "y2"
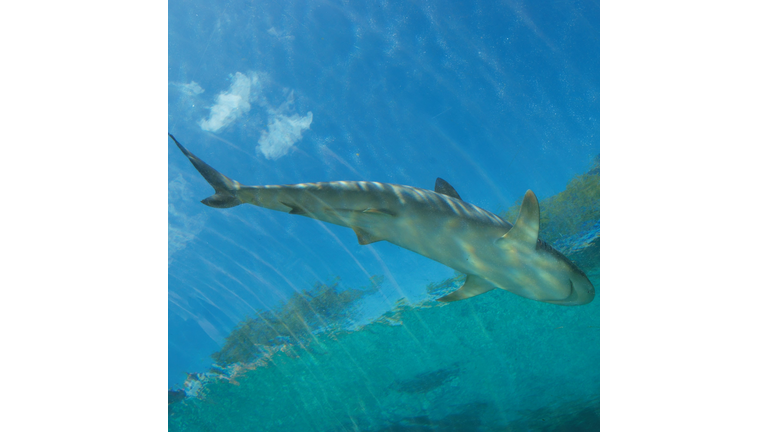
[{"x1": 169, "y1": 133, "x2": 242, "y2": 208}]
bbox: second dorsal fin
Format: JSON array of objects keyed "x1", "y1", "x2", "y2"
[{"x1": 435, "y1": 178, "x2": 462, "y2": 200}]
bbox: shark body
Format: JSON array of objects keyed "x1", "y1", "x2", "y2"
[{"x1": 170, "y1": 134, "x2": 594, "y2": 306}]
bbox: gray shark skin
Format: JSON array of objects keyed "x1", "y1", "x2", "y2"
[{"x1": 169, "y1": 134, "x2": 595, "y2": 306}]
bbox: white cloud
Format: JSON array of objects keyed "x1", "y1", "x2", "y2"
[
  {"x1": 199, "y1": 71, "x2": 313, "y2": 159},
  {"x1": 180, "y1": 81, "x2": 204, "y2": 96},
  {"x1": 200, "y1": 72, "x2": 257, "y2": 132},
  {"x1": 170, "y1": 80, "x2": 205, "y2": 96},
  {"x1": 257, "y1": 111, "x2": 313, "y2": 159}
]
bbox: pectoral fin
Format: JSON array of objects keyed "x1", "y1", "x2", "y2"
[
  {"x1": 497, "y1": 190, "x2": 540, "y2": 249},
  {"x1": 437, "y1": 275, "x2": 497, "y2": 302}
]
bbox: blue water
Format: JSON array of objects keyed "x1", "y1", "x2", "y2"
[{"x1": 169, "y1": 0, "x2": 599, "y2": 429}]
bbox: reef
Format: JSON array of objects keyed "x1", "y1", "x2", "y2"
[{"x1": 211, "y1": 275, "x2": 383, "y2": 366}]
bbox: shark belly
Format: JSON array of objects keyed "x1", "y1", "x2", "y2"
[
  {"x1": 243, "y1": 183, "x2": 580, "y2": 304},
  {"x1": 367, "y1": 203, "x2": 509, "y2": 276},
  {"x1": 247, "y1": 185, "x2": 577, "y2": 302},
  {"x1": 244, "y1": 183, "x2": 507, "y2": 275},
  {"x1": 381, "y1": 204, "x2": 576, "y2": 303}
]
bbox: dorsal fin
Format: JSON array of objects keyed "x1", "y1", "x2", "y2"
[
  {"x1": 498, "y1": 190, "x2": 540, "y2": 248},
  {"x1": 435, "y1": 178, "x2": 462, "y2": 200}
]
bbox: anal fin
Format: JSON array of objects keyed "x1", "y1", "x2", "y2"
[
  {"x1": 437, "y1": 275, "x2": 497, "y2": 302},
  {"x1": 352, "y1": 227, "x2": 385, "y2": 245},
  {"x1": 280, "y1": 201, "x2": 308, "y2": 216}
]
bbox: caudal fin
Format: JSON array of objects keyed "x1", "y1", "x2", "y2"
[{"x1": 169, "y1": 133, "x2": 242, "y2": 208}]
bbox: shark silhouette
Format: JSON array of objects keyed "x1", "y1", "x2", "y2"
[{"x1": 170, "y1": 134, "x2": 594, "y2": 305}]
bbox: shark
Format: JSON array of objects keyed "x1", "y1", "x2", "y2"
[{"x1": 169, "y1": 134, "x2": 595, "y2": 306}]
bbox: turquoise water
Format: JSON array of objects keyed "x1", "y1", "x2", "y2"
[
  {"x1": 169, "y1": 0, "x2": 599, "y2": 430},
  {"x1": 170, "y1": 270, "x2": 599, "y2": 431}
]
